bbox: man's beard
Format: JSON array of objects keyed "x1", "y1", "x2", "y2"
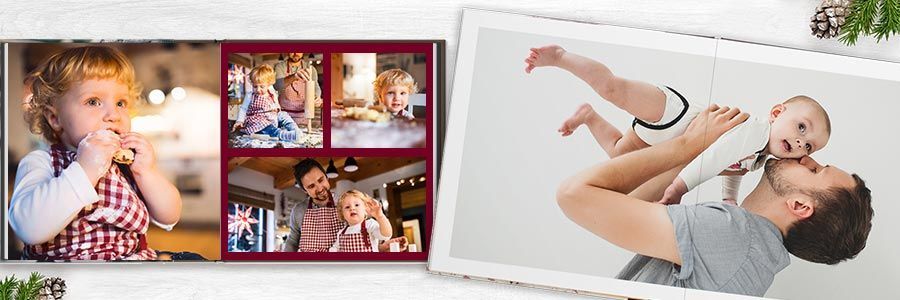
[{"x1": 764, "y1": 158, "x2": 798, "y2": 196}]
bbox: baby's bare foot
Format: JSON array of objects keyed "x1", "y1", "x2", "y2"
[{"x1": 558, "y1": 103, "x2": 594, "y2": 137}]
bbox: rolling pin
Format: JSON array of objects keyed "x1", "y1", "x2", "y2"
[{"x1": 305, "y1": 65, "x2": 316, "y2": 133}]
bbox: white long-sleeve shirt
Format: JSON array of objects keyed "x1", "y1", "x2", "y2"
[
  {"x1": 678, "y1": 117, "x2": 770, "y2": 200},
  {"x1": 8, "y1": 150, "x2": 174, "y2": 245}
]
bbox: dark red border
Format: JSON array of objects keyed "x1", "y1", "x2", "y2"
[{"x1": 220, "y1": 42, "x2": 436, "y2": 261}]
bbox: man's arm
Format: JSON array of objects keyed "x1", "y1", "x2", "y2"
[
  {"x1": 281, "y1": 205, "x2": 303, "y2": 252},
  {"x1": 556, "y1": 105, "x2": 747, "y2": 265}
]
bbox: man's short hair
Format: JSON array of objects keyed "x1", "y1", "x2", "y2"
[
  {"x1": 784, "y1": 174, "x2": 874, "y2": 265},
  {"x1": 293, "y1": 158, "x2": 326, "y2": 185}
]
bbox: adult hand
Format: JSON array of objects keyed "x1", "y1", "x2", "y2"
[
  {"x1": 683, "y1": 104, "x2": 749, "y2": 149},
  {"x1": 659, "y1": 177, "x2": 688, "y2": 205},
  {"x1": 377, "y1": 236, "x2": 409, "y2": 252},
  {"x1": 294, "y1": 69, "x2": 312, "y2": 81}
]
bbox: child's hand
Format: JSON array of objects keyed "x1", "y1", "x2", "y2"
[
  {"x1": 365, "y1": 197, "x2": 385, "y2": 219},
  {"x1": 76, "y1": 129, "x2": 121, "y2": 185},
  {"x1": 232, "y1": 120, "x2": 244, "y2": 132},
  {"x1": 659, "y1": 177, "x2": 689, "y2": 205},
  {"x1": 525, "y1": 45, "x2": 566, "y2": 73},
  {"x1": 120, "y1": 132, "x2": 158, "y2": 176},
  {"x1": 314, "y1": 97, "x2": 323, "y2": 107}
]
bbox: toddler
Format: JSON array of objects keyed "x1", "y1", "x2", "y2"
[
  {"x1": 9, "y1": 46, "x2": 182, "y2": 260},
  {"x1": 526, "y1": 45, "x2": 832, "y2": 204},
  {"x1": 329, "y1": 190, "x2": 392, "y2": 252},
  {"x1": 233, "y1": 64, "x2": 304, "y2": 142},
  {"x1": 374, "y1": 68, "x2": 418, "y2": 120}
]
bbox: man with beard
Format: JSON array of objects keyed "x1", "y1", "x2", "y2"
[
  {"x1": 556, "y1": 105, "x2": 873, "y2": 297},
  {"x1": 283, "y1": 158, "x2": 408, "y2": 252}
]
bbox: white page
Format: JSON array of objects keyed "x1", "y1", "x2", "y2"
[{"x1": 431, "y1": 8, "x2": 900, "y2": 300}]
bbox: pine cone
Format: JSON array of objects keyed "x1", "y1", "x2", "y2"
[
  {"x1": 38, "y1": 277, "x2": 66, "y2": 300},
  {"x1": 810, "y1": 0, "x2": 851, "y2": 39}
]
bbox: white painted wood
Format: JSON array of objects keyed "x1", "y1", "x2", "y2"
[{"x1": 1, "y1": 1, "x2": 898, "y2": 299}]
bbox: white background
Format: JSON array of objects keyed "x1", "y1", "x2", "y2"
[{"x1": 2, "y1": 1, "x2": 899, "y2": 299}]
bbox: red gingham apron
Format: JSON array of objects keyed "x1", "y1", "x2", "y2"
[
  {"x1": 298, "y1": 199, "x2": 342, "y2": 252},
  {"x1": 279, "y1": 63, "x2": 309, "y2": 116},
  {"x1": 26, "y1": 144, "x2": 156, "y2": 260},
  {"x1": 242, "y1": 90, "x2": 279, "y2": 134},
  {"x1": 336, "y1": 221, "x2": 373, "y2": 252}
]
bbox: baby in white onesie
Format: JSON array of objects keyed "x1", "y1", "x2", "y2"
[
  {"x1": 525, "y1": 44, "x2": 832, "y2": 204},
  {"x1": 330, "y1": 190, "x2": 393, "y2": 252}
]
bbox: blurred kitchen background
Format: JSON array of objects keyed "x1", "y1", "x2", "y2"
[
  {"x1": 227, "y1": 157, "x2": 427, "y2": 253},
  {"x1": 4, "y1": 42, "x2": 221, "y2": 260}
]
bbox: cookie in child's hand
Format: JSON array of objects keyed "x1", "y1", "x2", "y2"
[{"x1": 112, "y1": 149, "x2": 135, "y2": 165}]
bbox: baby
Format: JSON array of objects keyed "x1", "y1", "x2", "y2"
[
  {"x1": 329, "y1": 190, "x2": 392, "y2": 252},
  {"x1": 374, "y1": 68, "x2": 418, "y2": 120},
  {"x1": 525, "y1": 45, "x2": 831, "y2": 204},
  {"x1": 9, "y1": 46, "x2": 182, "y2": 260},
  {"x1": 232, "y1": 64, "x2": 305, "y2": 142}
]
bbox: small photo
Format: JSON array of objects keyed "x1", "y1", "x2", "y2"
[
  {"x1": 226, "y1": 52, "x2": 325, "y2": 149},
  {"x1": 226, "y1": 157, "x2": 428, "y2": 254},
  {"x1": 331, "y1": 53, "x2": 428, "y2": 148}
]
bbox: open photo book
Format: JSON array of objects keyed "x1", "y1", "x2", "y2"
[{"x1": 429, "y1": 9, "x2": 900, "y2": 300}]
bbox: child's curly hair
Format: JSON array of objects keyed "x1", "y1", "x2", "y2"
[
  {"x1": 23, "y1": 46, "x2": 142, "y2": 144},
  {"x1": 249, "y1": 64, "x2": 276, "y2": 86},
  {"x1": 336, "y1": 189, "x2": 374, "y2": 223},
  {"x1": 373, "y1": 68, "x2": 418, "y2": 104}
]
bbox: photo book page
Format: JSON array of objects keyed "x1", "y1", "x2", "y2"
[{"x1": 429, "y1": 9, "x2": 900, "y2": 300}]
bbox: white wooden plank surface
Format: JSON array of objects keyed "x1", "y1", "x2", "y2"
[{"x1": 2, "y1": 1, "x2": 898, "y2": 299}]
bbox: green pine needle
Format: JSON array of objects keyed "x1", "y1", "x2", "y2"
[
  {"x1": 14, "y1": 273, "x2": 43, "y2": 300},
  {"x1": 875, "y1": 0, "x2": 900, "y2": 40},
  {"x1": 839, "y1": 0, "x2": 900, "y2": 45},
  {"x1": 0, "y1": 276, "x2": 17, "y2": 300}
]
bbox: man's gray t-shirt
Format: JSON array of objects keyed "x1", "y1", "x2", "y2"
[{"x1": 616, "y1": 202, "x2": 791, "y2": 297}]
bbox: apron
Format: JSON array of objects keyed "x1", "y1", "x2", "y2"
[
  {"x1": 26, "y1": 144, "x2": 155, "y2": 260},
  {"x1": 297, "y1": 199, "x2": 342, "y2": 252},
  {"x1": 279, "y1": 62, "x2": 310, "y2": 117},
  {"x1": 242, "y1": 89, "x2": 280, "y2": 134},
  {"x1": 336, "y1": 221, "x2": 373, "y2": 252}
]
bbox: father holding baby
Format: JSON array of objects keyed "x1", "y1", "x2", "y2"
[
  {"x1": 282, "y1": 158, "x2": 407, "y2": 252},
  {"x1": 556, "y1": 105, "x2": 873, "y2": 297}
]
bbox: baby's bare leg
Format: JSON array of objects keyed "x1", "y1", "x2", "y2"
[
  {"x1": 544, "y1": 48, "x2": 668, "y2": 123},
  {"x1": 560, "y1": 103, "x2": 649, "y2": 158}
]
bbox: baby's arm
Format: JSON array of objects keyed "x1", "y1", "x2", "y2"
[
  {"x1": 121, "y1": 133, "x2": 182, "y2": 227},
  {"x1": 233, "y1": 86, "x2": 253, "y2": 131},
  {"x1": 365, "y1": 199, "x2": 392, "y2": 239},
  {"x1": 329, "y1": 234, "x2": 340, "y2": 252},
  {"x1": 525, "y1": 45, "x2": 661, "y2": 107},
  {"x1": 8, "y1": 152, "x2": 101, "y2": 245},
  {"x1": 672, "y1": 120, "x2": 764, "y2": 201}
]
